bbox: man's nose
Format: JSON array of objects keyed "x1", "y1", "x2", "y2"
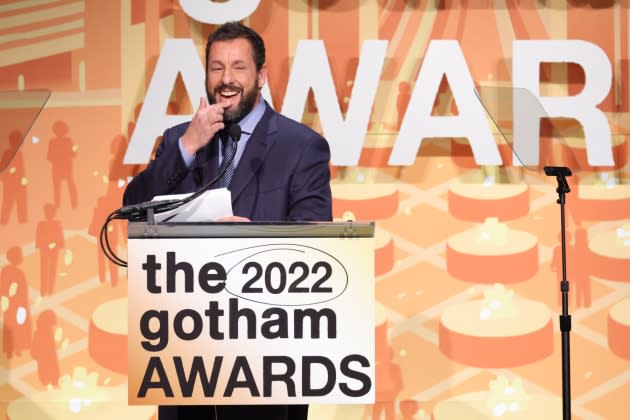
[{"x1": 222, "y1": 67, "x2": 233, "y2": 84}]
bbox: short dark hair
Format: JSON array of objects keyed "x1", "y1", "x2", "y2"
[{"x1": 205, "y1": 21, "x2": 266, "y2": 72}]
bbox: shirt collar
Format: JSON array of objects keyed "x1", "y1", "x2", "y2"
[{"x1": 237, "y1": 96, "x2": 266, "y2": 135}]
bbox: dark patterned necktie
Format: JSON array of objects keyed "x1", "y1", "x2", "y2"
[{"x1": 216, "y1": 132, "x2": 236, "y2": 189}]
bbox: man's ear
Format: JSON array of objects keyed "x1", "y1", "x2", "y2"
[{"x1": 257, "y1": 63, "x2": 268, "y2": 89}]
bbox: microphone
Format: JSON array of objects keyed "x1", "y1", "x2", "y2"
[
  {"x1": 544, "y1": 166, "x2": 572, "y2": 194},
  {"x1": 117, "y1": 123, "x2": 242, "y2": 220},
  {"x1": 177, "y1": 122, "x2": 242, "y2": 204},
  {"x1": 101, "y1": 124, "x2": 241, "y2": 267},
  {"x1": 226, "y1": 122, "x2": 242, "y2": 143},
  {"x1": 544, "y1": 166, "x2": 572, "y2": 177}
]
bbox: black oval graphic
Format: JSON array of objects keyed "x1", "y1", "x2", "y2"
[{"x1": 218, "y1": 244, "x2": 349, "y2": 306}]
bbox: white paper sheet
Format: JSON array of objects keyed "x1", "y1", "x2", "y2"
[{"x1": 152, "y1": 188, "x2": 233, "y2": 223}]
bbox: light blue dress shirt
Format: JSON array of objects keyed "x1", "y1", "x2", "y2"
[{"x1": 178, "y1": 97, "x2": 266, "y2": 168}]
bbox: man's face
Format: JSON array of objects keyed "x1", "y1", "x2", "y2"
[{"x1": 206, "y1": 38, "x2": 266, "y2": 124}]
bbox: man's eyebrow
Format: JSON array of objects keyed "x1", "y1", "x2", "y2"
[{"x1": 208, "y1": 58, "x2": 249, "y2": 66}]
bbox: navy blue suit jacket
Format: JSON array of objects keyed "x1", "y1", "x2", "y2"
[{"x1": 123, "y1": 103, "x2": 332, "y2": 222}]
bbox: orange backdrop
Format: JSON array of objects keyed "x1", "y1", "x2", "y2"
[{"x1": 0, "y1": 1, "x2": 629, "y2": 419}]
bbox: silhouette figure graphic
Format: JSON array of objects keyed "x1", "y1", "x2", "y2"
[
  {"x1": 31, "y1": 309, "x2": 60, "y2": 387},
  {"x1": 35, "y1": 203, "x2": 64, "y2": 296},
  {"x1": 47, "y1": 120, "x2": 78, "y2": 209},
  {"x1": 89, "y1": 195, "x2": 120, "y2": 286},
  {"x1": 1, "y1": 130, "x2": 28, "y2": 224},
  {"x1": 0, "y1": 246, "x2": 33, "y2": 359},
  {"x1": 372, "y1": 345, "x2": 403, "y2": 420}
]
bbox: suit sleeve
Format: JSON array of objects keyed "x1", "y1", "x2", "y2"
[
  {"x1": 286, "y1": 133, "x2": 333, "y2": 222},
  {"x1": 122, "y1": 126, "x2": 191, "y2": 206}
]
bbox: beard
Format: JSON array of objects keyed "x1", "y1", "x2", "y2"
[{"x1": 207, "y1": 83, "x2": 260, "y2": 124}]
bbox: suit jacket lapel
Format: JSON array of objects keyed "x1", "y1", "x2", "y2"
[{"x1": 228, "y1": 106, "x2": 278, "y2": 203}]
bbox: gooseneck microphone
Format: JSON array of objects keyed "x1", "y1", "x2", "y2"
[
  {"x1": 117, "y1": 123, "x2": 242, "y2": 220},
  {"x1": 100, "y1": 124, "x2": 242, "y2": 267},
  {"x1": 169, "y1": 122, "x2": 242, "y2": 208}
]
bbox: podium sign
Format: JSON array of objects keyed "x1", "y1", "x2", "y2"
[{"x1": 127, "y1": 222, "x2": 375, "y2": 405}]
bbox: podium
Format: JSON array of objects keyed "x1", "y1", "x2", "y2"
[{"x1": 126, "y1": 221, "x2": 376, "y2": 406}]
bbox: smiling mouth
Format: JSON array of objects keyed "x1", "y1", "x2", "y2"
[
  {"x1": 216, "y1": 86, "x2": 241, "y2": 100},
  {"x1": 220, "y1": 91, "x2": 238, "y2": 98}
]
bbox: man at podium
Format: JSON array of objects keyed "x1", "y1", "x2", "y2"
[{"x1": 123, "y1": 21, "x2": 332, "y2": 420}]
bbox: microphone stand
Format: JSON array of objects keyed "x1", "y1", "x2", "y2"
[
  {"x1": 475, "y1": 86, "x2": 573, "y2": 417},
  {"x1": 100, "y1": 124, "x2": 242, "y2": 266},
  {"x1": 545, "y1": 166, "x2": 572, "y2": 420},
  {"x1": 116, "y1": 124, "x2": 242, "y2": 224}
]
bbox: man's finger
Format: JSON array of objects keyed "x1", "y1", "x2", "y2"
[{"x1": 211, "y1": 103, "x2": 225, "y2": 113}]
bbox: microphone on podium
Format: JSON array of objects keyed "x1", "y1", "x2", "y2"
[
  {"x1": 100, "y1": 123, "x2": 242, "y2": 268},
  {"x1": 117, "y1": 123, "x2": 242, "y2": 220}
]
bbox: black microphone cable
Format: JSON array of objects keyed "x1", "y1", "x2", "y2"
[
  {"x1": 98, "y1": 124, "x2": 242, "y2": 267},
  {"x1": 99, "y1": 210, "x2": 128, "y2": 267},
  {"x1": 117, "y1": 123, "x2": 241, "y2": 221},
  {"x1": 161, "y1": 123, "x2": 242, "y2": 217}
]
